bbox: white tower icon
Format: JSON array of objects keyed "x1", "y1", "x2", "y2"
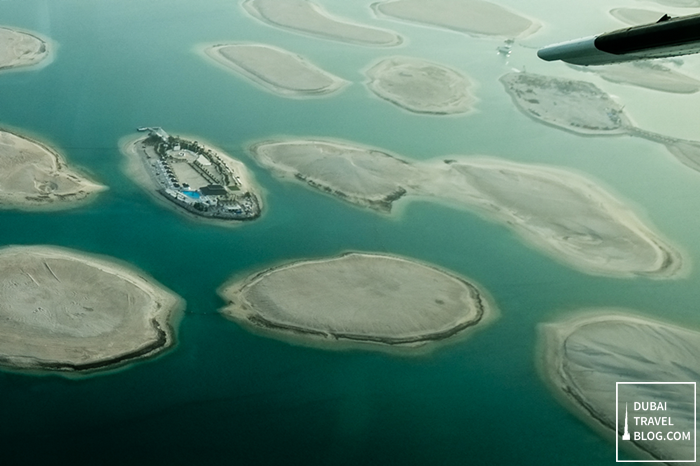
[{"x1": 622, "y1": 403, "x2": 631, "y2": 441}]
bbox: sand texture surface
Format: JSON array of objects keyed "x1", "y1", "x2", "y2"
[
  {"x1": 541, "y1": 312, "x2": 698, "y2": 462},
  {"x1": 0, "y1": 246, "x2": 182, "y2": 373},
  {"x1": 365, "y1": 56, "x2": 475, "y2": 114},
  {"x1": 220, "y1": 253, "x2": 491, "y2": 348},
  {"x1": 0, "y1": 27, "x2": 49, "y2": 71},
  {"x1": 250, "y1": 139, "x2": 420, "y2": 212},
  {"x1": 572, "y1": 62, "x2": 700, "y2": 94},
  {"x1": 610, "y1": 8, "x2": 666, "y2": 25},
  {"x1": 646, "y1": 0, "x2": 700, "y2": 7},
  {"x1": 243, "y1": 0, "x2": 402, "y2": 46},
  {"x1": 250, "y1": 138, "x2": 682, "y2": 278},
  {"x1": 373, "y1": 0, "x2": 539, "y2": 38},
  {"x1": 0, "y1": 129, "x2": 105, "y2": 210},
  {"x1": 501, "y1": 71, "x2": 700, "y2": 176},
  {"x1": 500, "y1": 72, "x2": 631, "y2": 135},
  {"x1": 664, "y1": 139, "x2": 700, "y2": 172},
  {"x1": 428, "y1": 158, "x2": 681, "y2": 278},
  {"x1": 205, "y1": 43, "x2": 346, "y2": 97}
]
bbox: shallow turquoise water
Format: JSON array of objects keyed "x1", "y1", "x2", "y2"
[{"x1": 1, "y1": 0, "x2": 699, "y2": 464}]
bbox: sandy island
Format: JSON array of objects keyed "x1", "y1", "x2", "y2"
[
  {"x1": 664, "y1": 139, "x2": 700, "y2": 173},
  {"x1": 540, "y1": 311, "x2": 698, "y2": 462},
  {"x1": 428, "y1": 158, "x2": 681, "y2": 278},
  {"x1": 0, "y1": 129, "x2": 105, "y2": 210},
  {"x1": 219, "y1": 253, "x2": 493, "y2": 349},
  {"x1": 365, "y1": 56, "x2": 476, "y2": 114},
  {"x1": 121, "y1": 128, "x2": 263, "y2": 224},
  {"x1": 243, "y1": 0, "x2": 402, "y2": 46},
  {"x1": 645, "y1": 0, "x2": 700, "y2": 7},
  {"x1": 0, "y1": 26, "x2": 50, "y2": 71},
  {"x1": 249, "y1": 138, "x2": 682, "y2": 278},
  {"x1": 372, "y1": 0, "x2": 539, "y2": 38},
  {"x1": 501, "y1": 71, "x2": 700, "y2": 175},
  {"x1": 0, "y1": 246, "x2": 183, "y2": 374},
  {"x1": 204, "y1": 43, "x2": 347, "y2": 97},
  {"x1": 571, "y1": 62, "x2": 700, "y2": 94},
  {"x1": 500, "y1": 72, "x2": 631, "y2": 135}
]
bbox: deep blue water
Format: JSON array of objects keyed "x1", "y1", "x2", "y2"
[{"x1": 0, "y1": 0, "x2": 699, "y2": 464}]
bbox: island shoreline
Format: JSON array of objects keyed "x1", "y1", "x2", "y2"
[
  {"x1": 0, "y1": 245, "x2": 185, "y2": 377},
  {"x1": 218, "y1": 252, "x2": 496, "y2": 353}
]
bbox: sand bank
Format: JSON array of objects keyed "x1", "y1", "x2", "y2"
[
  {"x1": 204, "y1": 43, "x2": 347, "y2": 97},
  {"x1": 610, "y1": 8, "x2": 666, "y2": 25},
  {"x1": 250, "y1": 138, "x2": 682, "y2": 278},
  {"x1": 571, "y1": 62, "x2": 700, "y2": 94},
  {"x1": 540, "y1": 311, "x2": 698, "y2": 462},
  {"x1": 121, "y1": 131, "x2": 263, "y2": 224},
  {"x1": 500, "y1": 72, "x2": 631, "y2": 135},
  {"x1": 0, "y1": 246, "x2": 183, "y2": 374},
  {"x1": 372, "y1": 0, "x2": 539, "y2": 38},
  {"x1": 243, "y1": 0, "x2": 402, "y2": 46},
  {"x1": 428, "y1": 158, "x2": 681, "y2": 278},
  {"x1": 219, "y1": 253, "x2": 492, "y2": 349},
  {"x1": 664, "y1": 139, "x2": 700, "y2": 172},
  {"x1": 365, "y1": 56, "x2": 476, "y2": 114},
  {"x1": 501, "y1": 71, "x2": 700, "y2": 176},
  {"x1": 0, "y1": 129, "x2": 105, "y2": 210},
  {"x1": 249, "y1": 139, "x2": 420, "y2": 212},
  {"x1": 0, "y1": 27, "x2": 50, "y2": 71}
]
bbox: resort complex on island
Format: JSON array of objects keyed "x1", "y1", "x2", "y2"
[{"x1": 123, "y1": 127, "x2": 262, "y2": 222}]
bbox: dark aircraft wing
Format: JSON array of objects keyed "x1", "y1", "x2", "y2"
[{"x1": 538, "y1": 13, "x2": 700, "y2": 65}]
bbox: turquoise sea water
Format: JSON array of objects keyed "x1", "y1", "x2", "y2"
[{"x1": 2, "y1": 0, "x2": 700, "y2": 464}]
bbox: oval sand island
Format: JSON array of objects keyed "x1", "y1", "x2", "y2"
[
  {"x1": 250, "y1": 138, "x2": 420, "y2": 212},
  {"x1": 540, "y1": 311, "x2": 698, "y2": 462},
  {"x1": 372, "y1": 0, "x2": 539, "y2": 38},
  {"x1": 0, "y1": 26, "x2": 50, "y2": 71},
  {"x1": 204, "y1": 43, "x2": 346, "y2": 97},
  {"x1": 0, "y1": 129, "x2": 105, "y2": 210},
  {"x1": 646, "y1": 0, "x2": 700, "y2": 7},
  {"x1": 243, "y1": 0, "x2": 402, "y2": 46},
  {"x1": 365, "y1": 56, "x2": 476, "y2": 114},
  {"x1": 0, "y1": 246, "x2": 183, "y2": 374},
  {"x1": 219, "y1": 253, "x2": 493, "y2": 349},
  {"x1": 250, "y1": 138, "x2": 682, "y2": 278}
]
